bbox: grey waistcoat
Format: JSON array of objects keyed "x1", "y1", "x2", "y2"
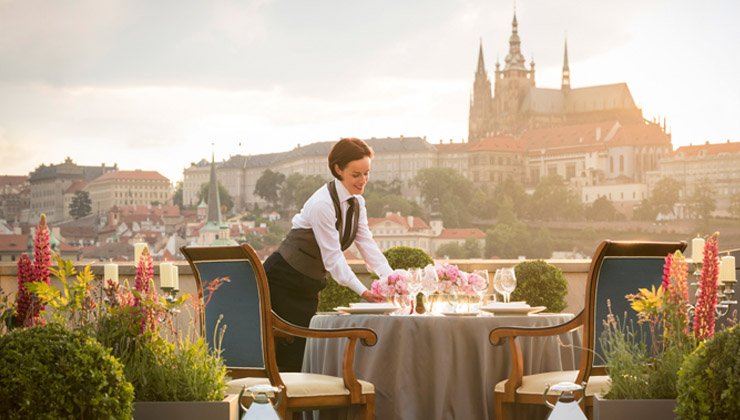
[{"x1": 277, "y1": 182, "x2": 359, "y2": 280}]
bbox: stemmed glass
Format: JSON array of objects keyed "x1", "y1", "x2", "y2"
[
  {"x1": 420, "y1": 264, "x2": 439, "y2": 315},
  {"x1": 471, "y1": 269, "x2": 490, "y2": 309},
  {"x1": 498, "y1": 267, "x2": 517, "y2": 303},
  {"x1": 492, "y1": 269, "x2": 505, "y2": 302},
  {"x1": 406, "y1": 268, "x2": 423, "y2": 314}
]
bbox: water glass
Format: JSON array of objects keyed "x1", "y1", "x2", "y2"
[
  {"x1": 420, "y1": 264, "x2": 439, "y2": 314},
  {"x1": 499, "y1": 267, "x2": 517, "y2": 303}
]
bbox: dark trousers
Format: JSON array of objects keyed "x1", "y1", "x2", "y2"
[{"x1": 264, "y1": 252, "x2": 326, "y2": 372}]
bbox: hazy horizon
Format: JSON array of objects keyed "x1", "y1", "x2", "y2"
[{"x1": 1, "y1": 0, "x2": 738, "y2": 183}]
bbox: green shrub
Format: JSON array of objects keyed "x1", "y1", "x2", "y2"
[
  {"x1": 677, "y1": 325, "x2": 740, "y2": 419},
  {"x1": 511, "y1": 260, "x2": 568, "y2": 312},
  {"x1": 384, "y1": 246, "x2": 434, "y2": 269},
  {"x1": 0, "y1": 323, "x2": 134, "y2": 419},
  {"x1": 318, "y1": 246, "x2": 434, "y2": 311},
  {"x1": 96, "y1": 310, "x2": 227, "y2": 402}
]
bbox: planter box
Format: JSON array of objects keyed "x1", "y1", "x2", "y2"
[
  {"x1": 134, "y1": 394, "x2": 239, "y2": 420},
  {"x1": 593, "y1": 394, "x2": 676, "y2": 420}
]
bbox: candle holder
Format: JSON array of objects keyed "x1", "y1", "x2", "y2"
[
  {"x1": 716, "y1": 279, "x2": 737, "y2": 319},
  {"x1": 159, "y1": 286, "x2": 180, "y2": 305}
]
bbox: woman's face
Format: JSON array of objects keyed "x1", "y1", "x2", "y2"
[{"x1": 335, "y1": 156, "x2": 371, "y2": 195}]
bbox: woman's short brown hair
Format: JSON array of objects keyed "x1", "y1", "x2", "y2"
[{"x1": 328, "y1": 138, "x2": 374, "y2": 179}]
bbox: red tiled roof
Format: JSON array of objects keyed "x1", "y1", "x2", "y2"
[
  {"x1": 469, "y1": 136, "x2": 524, "y2": 152},
  {"x1": 522, "y1": 120, "x2": 670, "y2": 154},
  {"x1": 91, "y1": 170, "x2": 169, "y2": 183},
  {"x1": 64, "y1": 180, "x2": 87, "y2": 194},
  {"x1": 368, "y1": 213, "x2": 430, "y2": 230},
  {"x1": 0, "y1": 234, "x2": 27, "y2": 252},
  {"x1": 0, "y1": 176, "x2": 27, "y2": 188},
  {"x1": 674, "y1": 140, "x2": 740, "y2": 157},
  {"x1": 608, "y1": 122, "x2": 672, "y2": 147},
  {"x1": 438, "y1": 228, "x2": 486, "y2": 239}
]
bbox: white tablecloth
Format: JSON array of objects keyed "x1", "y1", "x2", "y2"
[{"x1": 304, "y1": 313, "x2": 580, "y2": 420}]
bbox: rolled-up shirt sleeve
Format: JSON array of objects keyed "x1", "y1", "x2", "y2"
[
  {"x1": 310, "y1": 200, "x2": 368, "y2": 296},
  {"x1": 354, "y1": 196, "x2": 393, "y2": 279}
]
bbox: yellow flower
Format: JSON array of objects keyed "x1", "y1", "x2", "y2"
[{"x1": 627, "y1": 285, "x2": 664, "y2": 314}]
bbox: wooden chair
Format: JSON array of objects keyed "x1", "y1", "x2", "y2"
[
  {"x1": 489, "y1": 240, "x2": 687, "y2": 419},
  {"x1": 182, "y1": 244, "x2": 377, "y2": 419}
]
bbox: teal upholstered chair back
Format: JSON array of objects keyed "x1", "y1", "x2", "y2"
[
  {"x1": 182, "y1": 245, "x2": 268, "y2": 371},
  {"x1": 586, "y1": 241, "x2": 687, "y2": 369}
]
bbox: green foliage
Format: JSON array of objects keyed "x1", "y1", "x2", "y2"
[
  {"x1": 730, "y1": 193, "x2": 740, "y2": 218},
  {"x1": 413, "y1": 167, "x2": 474, "y2": 227},
  {"x1": 510, "y1": 260, "x2": 567, "y2": 312},
  {"x1": 173, "y1": 181, "x2": 184, "y2": 209},
  {"x1": 651, "y1": 177, "x2": 681, "y2": 215},
  {"x1": 485, "y1": 221, "x2": 529, "y2": 258},
  {"x1": 26, "y1": 255, "x2": 97, "y2": 329},
  {"x1": 383, "y1": 246, "x2": 434, "y2": 269},
  {"x1": 364, "y1": 191, "x2": 423, "y2": 218},
  {"x1": 677, "y1": 325, "x2": 740, "y2": 419},
  {"x1": 69, "y1": 190, "x2": 92, "y2": 219},
  {"x1": 633, "y1": 198, "x2": 657, "y2": 221},
  {"x1": 254, "y1": 169, "x2": 285, "y2": 209},
  {"x1": 435, "y1": 239, "x2": 482, "y2": 259},
  {"x1": 198, "y1": 181, "x2": 234, "y2": 213},
  {"x1": 585, "y1": 196, "x2": 619, "y2": 221},
  {"x1": 0, "y1": 323, "x2": 134, "y2": 419},
  {"x1": 493, "y1": 177, "x2": 528, "y2": 216},
  {"x1": 528, "y1": 175, "x2": 583, "y2": 221},
  {"x1": 686, "y1": 178, "x2": 716, "y2": 220},
  {"x1": 318, "y1": 276, "x2": 362, "y2": 312}
]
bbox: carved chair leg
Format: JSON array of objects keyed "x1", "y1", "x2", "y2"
[{"x1": 364, "y1": 394, "x2": 376, "y2": 420}]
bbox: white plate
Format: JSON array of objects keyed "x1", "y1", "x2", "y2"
[
  {"x1": 334, "y1": 306, "x2": 398, "y2": 315},
  {"x1": 479, "y1": 306, "x2": 547, "y2": 316},
  {"x1": 441, "y1": 311, "x2": 479, "y2": 317}
]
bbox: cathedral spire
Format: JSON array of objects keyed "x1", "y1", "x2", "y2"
[
  {"x1": 476, "y1": 39, "x2": 486, "y2": 75},
  {"x1": 561, "y1": 38, "x2": 571, "y2": 91},
  {"x1": 504, "y1": 11, "x2": 526, "y2": 71},
  {"x1": 206, "y1": 149, "x2": 222, "y2": 225}
]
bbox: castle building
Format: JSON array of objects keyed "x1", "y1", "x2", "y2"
[{"x1": 468, "y1": 13, "x2": 644, "y2": 141}]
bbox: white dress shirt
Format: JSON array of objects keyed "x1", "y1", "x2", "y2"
[{"x1": 290, "y1": 179, "x2": 393, "y2": 296}]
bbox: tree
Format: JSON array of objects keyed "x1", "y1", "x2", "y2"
[
  {"x1": 730, "y1": 193, "x2": 740, "y2": 218},
  {"x1": 585, "y1": 196, "x2": 619, "y2": 221},
  {"x1": 294, "y1": 175, "x2": 326, "y2": 211},
  {"x1": 633, "y1": 198, "x2": 657, "y2": 221},
  {"x1": 468, "y1": 189, "x2": 496, "y2": 220},
  {"x1": 463, "y1": 237, "x2": 482, "y2": 258},
  {"x1": 485, "y1": 221, "x2": 529, "y2": 259},
  {"x1": 197, "y1": 182, "x2": 234, "y2": 213},
  {"x1": 686, "y1": 178, "x2": 716, "y2": 220},
  {"x1": 434, "y1": 242, "x2": 467, "y2": 259},
  {"x1": 413, "y1": 167, "x2": 474, "y2": 227},
  {"x1": 651, "y1": 177, "x2": 681, "y2": 215},
  {"x1": 494, "y1": 177, "x2": 529, "y2": 217},
  {"x1": 528, "y1": 175, "x2": 570, "y2": 221},
  {"x1": 69, "y1": 191, "x2": 92, "y2": 219},
  {"x1": 173, "y1": 181, "x2": 184, "y2": 209},
  {"x1": 254, "y1": 169, "x2": 285, "y2": 209},
  {"x1": 279, "y1": 173, "x2": 305, "y2": 215}
]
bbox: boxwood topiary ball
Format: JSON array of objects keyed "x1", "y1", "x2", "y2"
[
  {"x1": 510, "y1": 260, "x2": 568, "y2": 312},
  {"x1": 0, "y1": 323, "x2": 134, "y2": 419}
]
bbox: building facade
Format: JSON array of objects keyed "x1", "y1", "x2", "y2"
[
  {"x1": 29, "y1": 158, "x2": 116, "y2": 223},
  {"x1": 85, "y1": 170, "x2": 172, "y2": 216}
]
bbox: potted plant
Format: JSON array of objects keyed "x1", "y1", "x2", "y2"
[
  {"x1": 594, "y1": 233, "x2": 722, "y2": 419},
  {"x1": 512, "y1": 259, "x2": 568, "y2": 312},
  {"x1": 676, "y1": 325, "x2": 739, "y2": 418},
  {"x1": 4, "y1": 214, "x2": 235, "y2": 420}
]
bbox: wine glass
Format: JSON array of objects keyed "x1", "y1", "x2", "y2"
[
  {"x1": 420, "y1": 264, "x2": 439, "y2": 314},
  {"x1": 499, "y1": 267, "x2": 517, "y2": 303},
  {"x1": 407, "y1": 268, "x2": 423, "y2": 314},
  {"x1": 471, "y1": 269, "x2": 490, "y2": 308},
  {"x1": 492, "y1": 269, "x2": 505, "y2": 302}
]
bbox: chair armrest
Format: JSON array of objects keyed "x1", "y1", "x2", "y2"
[
  {"x1": 489, "y1": 311, "x2": 583, "y2": 345},
  {"x1": 271, "y1": 312, "x2": 377, "y2": 404},
  {"x1": 489, "y1": 312, "x2": 584, "y2": 400},
  {"x1": 271, "y1": 313, "x2": 378, "y2": 346}
]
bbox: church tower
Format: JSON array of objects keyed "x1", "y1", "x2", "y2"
[
  {"x1": 468, "y1": 40, "x2": 494, "y2": 142},
  {"x1": 561, "y1": 39, "x2": 571, "y2": 91},
  {"x1": 492, "y1": 12, "x2": 536, "y2": 135}
]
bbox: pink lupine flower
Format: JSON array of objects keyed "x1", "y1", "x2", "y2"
[
  {"x1": 32, "y1": 214, "x2": 51, "y2": 287},
  {"x1": 15, "y1": 254, "x2": 39, "y2": 327},
  {"x1": 693, "y1": 233, "x2": 719, "y2": 341}
]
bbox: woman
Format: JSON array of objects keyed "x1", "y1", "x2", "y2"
[{"x1": 264, "y1": 138, "x2": 391, "y2": 372}]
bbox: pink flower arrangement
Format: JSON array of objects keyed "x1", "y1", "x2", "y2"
[
  {"x1": 693, "y1": 232, "x2": 719, "y2": 341},
  {"x1": 371, "y1": 269, "x2": 411, "y2": 298},
  {"x1": 435, "y1": 262, "x2": 479, "y2": 295}
]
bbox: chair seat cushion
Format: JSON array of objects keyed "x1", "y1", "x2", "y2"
[
  {"x1": 226, "y1": 372, "x2": 375, "y2": 398},
  {"x1": 495, "y1": 370, "x2": 610, "y2": 397}
]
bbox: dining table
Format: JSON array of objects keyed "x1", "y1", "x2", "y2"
[{"x1": 303, "y1": 311, "x2": 581, "y2": 420}]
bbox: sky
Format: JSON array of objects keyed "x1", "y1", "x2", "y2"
[{"x1": 1, "y1": 0, "x2": 738, "y2": 183}]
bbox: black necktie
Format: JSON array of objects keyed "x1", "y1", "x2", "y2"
[{"x1": 341, "y1": 197, "x2": 357, "y2": 246}]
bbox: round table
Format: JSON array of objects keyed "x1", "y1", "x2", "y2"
[{"x1": 303, "y1": 313, "x2": 580, "y2": 420}]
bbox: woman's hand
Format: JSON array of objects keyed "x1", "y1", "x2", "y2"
[{"x1": 361, "y1": 290, "x2": 385, "y2": 303}]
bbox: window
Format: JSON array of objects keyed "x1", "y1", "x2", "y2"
[
  {"x1": 619, "y1": 155, "x2": 624, "y2": 172},
  {"x1": 610, "y1": 157, "x2": 614, "y2": 172}
]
